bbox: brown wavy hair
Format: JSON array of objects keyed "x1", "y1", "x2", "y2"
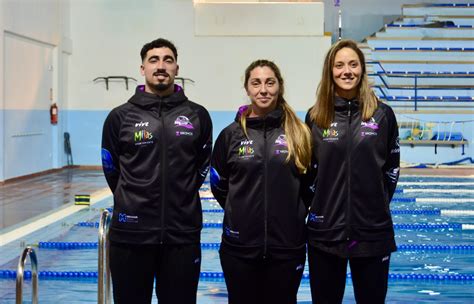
[{"x1": 309, "y1": 39, "x2": 378, "y2": 129}]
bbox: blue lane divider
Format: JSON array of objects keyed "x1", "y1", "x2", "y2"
[
  {"x1": 384, "y1": 273, "x2": 474, "y2": 281},
  {"x1": 103, "y1": 208, "x2": 466, "y2": 216},
  {"x1": 36, "y1": 241, "x2": 474, "y2": 252},
  {"x1": 392, "y1": 198, "x2": 474, "y2": 203},
  {"x1": 98, "y1": 208, "x2": 449, "y2": 216},
  {"x1": 38, "y1": 242, "x2": 98, "y2": 249},
  {"x1": 2, "y1": 270, "x2": 472, "y2": 281},
  {"x1": 393, "y1": 223, "x2": 462, "y2": 230},
  {"x1": 203, "y1": 223, "x2": 222, "y2": 228},
  {"x1": 201, "y1": 197, "x2": 217, "y2": 201},
  {"x1": 203, "y1": 209, "x2": 224, "y2": 213},
  {"x1": 76, "y1": 222, "x2": 100, "y2": 228},
  {"x1": 0, "y1": 270, "x2": 98, "y2": 279},
  {"x1": 36, "y1": 242, "x2": 221, "y2": 250},
  {"x1": 75, "y1": 222, "x2": 465, "y2": 230},
  {"x1": 201, "y1": 243, "x2": 221, "y2": 249},
  {"x1": 391, "y1": 209, "x2": 441, "y2": 215},
  {"x1": 202, "y1": 223, "x2": 467, "y2": 230},
  {"x1": 104, "y1": 208, "x2": 464, "y2": 216},
  {"x1": 202, "y1": 209, "x2": 445, "y2": 215},
  {"x1": 397, "y1": 244, "x2": 474, "y2": 251},
  {"x1": 392, "y1": 198, "x2": 416, "y2": 203},
  {"x1": 75, "y1": 221, "x2": 227, "y2": 228}
]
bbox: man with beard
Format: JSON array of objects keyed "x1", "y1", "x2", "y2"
[{"x1": 101, "y1": 38, "x2": 212, "y2": 304}]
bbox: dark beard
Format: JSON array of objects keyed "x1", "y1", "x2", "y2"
[{"x1": 154, "y1": 83, "x2": 172, "y2": 92}]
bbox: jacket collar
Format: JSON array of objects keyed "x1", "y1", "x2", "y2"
[
  {"x1": 334, "y1": 95, "x2": 359, "y2": 113},
  {"x1": 234, "y1": 105, "x2": 283, "y2": 130},
  {"x1": 128, "y1": 84, "x2": 187, "y2": 108}
]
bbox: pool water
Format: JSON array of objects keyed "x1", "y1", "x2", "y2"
[{"x1": 0, "y1": 175, "x2": 473, "y2": 303}]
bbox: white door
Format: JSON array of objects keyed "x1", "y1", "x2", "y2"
[{"x1": 3, "y1": 33, "x2": 54, "y2": 179}]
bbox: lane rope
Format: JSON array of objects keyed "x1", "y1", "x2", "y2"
[
  {"x1": 397, "y1": 189, "x2": 474, "y2": 194},
  {"x1": 34, "y1": 241, "x2": 474, "y2": 252},
  {"x1": 1, "y1": 270, "x2": 472, "y2": 282},
  {"x1": 397, "y1": 182, "x2": 474, "y2": 186}
]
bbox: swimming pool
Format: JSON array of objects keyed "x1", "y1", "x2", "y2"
[{"x1": 0, "y1": 175, "x2": 473, "y2": 303}]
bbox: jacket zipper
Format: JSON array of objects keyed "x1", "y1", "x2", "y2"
[
  {"x1": 263, "y1": 120, "x2": 268, "y2": 259},
  {"x1": 159, "y1": 102, "x2": 166, "y2": 244},
  {"x1": 346, "y1": 101, "x2": 352, "y2": 241}
]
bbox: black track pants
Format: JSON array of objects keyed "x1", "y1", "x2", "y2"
[
  {"x1": 109, "y1": 242, "x2": 201, "y2": 304},
  {"x1": 308, "y1": 245, "x2": 390, "y2": 304},
  {"x1": 220, "y1": 251, "x2": 305, "y2": 304}
]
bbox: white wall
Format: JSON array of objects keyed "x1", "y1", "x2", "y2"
[
  {"x1": 2, "y1": 0, "x2": 61, "y2": 44},
  {"x1": 67, "y1": 0, "x2": 330, "y2": 112},
  {"x1": 194, "y1": 2, "x2": 324, "y2": 36},
  {"x1": 0, "y1": 1, "x2": 4, "y2": 179},
  {"x1": 0, "y1": 0, "x2": 71, "y2": 180}
]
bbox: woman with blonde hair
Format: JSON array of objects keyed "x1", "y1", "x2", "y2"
[
  {"x1": 211, "y1": 59, "x2": 312, "y2": 304},
  {"x1": 305, "y1": 39, "x2": 400, "y2": 303}
]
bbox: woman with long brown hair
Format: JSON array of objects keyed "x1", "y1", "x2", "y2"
[
  {"x1": 211, "y1": 59, "x2": 312, "y2": 303},
  {"x1": 305, "y1": 39, "x2": 400, "y2": 303}
]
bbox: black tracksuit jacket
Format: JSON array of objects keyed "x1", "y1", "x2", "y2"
[
  {"x1": 210, "y1": 107, "x2": 309, "y2": 260},
  {"x1": 101, "y1": 85, "x2": 212, "y2": 245},
  {"x1": 305, "y1": 97, "x2": 400, "y2": 256}
]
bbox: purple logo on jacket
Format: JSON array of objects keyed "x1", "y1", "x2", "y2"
[
  {"x1": 361, "y1": 118, "x2": 379, "y2": 130},
  {"x1": 274, "y1": 134, "x2": 288, "y2": 147},
  {"x1": 361, "y1": 118, "x2": 379, "y2": 137},
  {"x1": 274, "y1": 134, "x2": 289, "y2": 155},
  {"x1": 174, "y1": 115, "x2": 194, "y2": 129}
]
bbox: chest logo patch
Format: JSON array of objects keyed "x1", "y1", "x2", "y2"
[
  {"x1": 175, "y1": 115, "x2": 194, "y2": 136},
  {"x1": 361, "y1": 117, "x2": 379, "y2": 137},
  {"x1": 274, "y1": 134, "x2": 289, "y2": 155},
  {"x1": 134, "y1": 129, "x2": 154, "y2": 146},
  {"x1": 323, "y1": 123, "x2": 339, "y2": 142},
  {"x1": 308, "y1": 212, "x2": 324, "y2": 223},
  {"x1": 238, "y1": 140, "x2": 255, "y2": 159},
  {"x1": 174, "y1": 115, "x2": 194, "y2": 129},
  {"x1": 135, "y1": 121, "x2": 149, "y2": 127}
]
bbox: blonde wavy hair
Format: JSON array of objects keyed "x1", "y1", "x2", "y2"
[{"x1": 240, "y1": 59, "x2": 312, "y2": 174}]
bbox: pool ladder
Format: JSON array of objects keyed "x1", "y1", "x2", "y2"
[
  {"x1": 98, "y1": 209, "x2": 112, "y2": 304},
  {"x1": 15, "y1": 210, "x2": 111, "y2": 303},
  {"x1": 16, "y1": 246, "x2": 38, "y2": 304}
]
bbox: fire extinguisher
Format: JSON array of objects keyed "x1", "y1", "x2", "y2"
[{"x1": 50, "y1": 103, "x2": 58, "y2": 125}]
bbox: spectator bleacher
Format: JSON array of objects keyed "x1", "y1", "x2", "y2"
[
  {"x1": 360, "y1": 3, "x2": 473, "y2": 151},
  {"x1": 360, "y1": 3, "x2": 474, "y2": 109}
]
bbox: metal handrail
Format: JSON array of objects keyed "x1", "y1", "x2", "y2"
[
  {"x1": 98, "y1": 209, "x2": 112, "y2": 304},
  {"x1": 366, "y1": 61, "x2": 391, "y2": 101},
  {"x1": 368, "y1": 61, "x2": 419, "y2": 99},
  {"x1": 16, "y1": 246, "x2": 38, "y2": 304},
  {"x1": 93, "y1": 76, "x2": 137, "y2": 90},
  {"x1": 367, "y1": 60, "x2": 474, "y2": 110},
  {"x1": 175, "y1": 77, "x2": 195, "y2": 90}
]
